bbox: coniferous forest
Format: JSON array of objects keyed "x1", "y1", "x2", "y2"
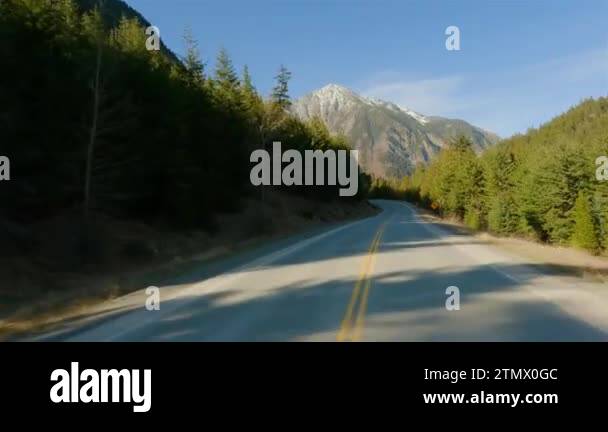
[
  {"x1": 0, "y1": 0, "x2": 369, "y2": 232},
  {"x1": 0, "y1": 0, "x2": 376, "y2": 315},
  {"x1": 402, "y1": 98, "x2": 608, "y2": 254}
]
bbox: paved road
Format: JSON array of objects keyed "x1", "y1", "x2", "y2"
[{"x1": 36, "y1": 200, "x2": 608, "y2": 341}]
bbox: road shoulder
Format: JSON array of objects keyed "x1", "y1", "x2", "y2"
[{"x1": 407, "y1": 202, "x2": 608, "y2": 285}]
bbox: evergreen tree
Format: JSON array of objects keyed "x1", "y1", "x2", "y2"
[
  {"x1": 241, "y1": 65, "x2": 263, "y2": 127},
  {"x1": 448, "y1": 134, "x2": 475, "y2": 152},
  {"x1": 110, "y1": 16, "x2": 146, "y2": 55},
  {"x1": 81, "y1": 6, "x2": 105, "y2": 41},
  {"x1": 214, "y1": 47, "x2": 239, "y2": 88},
  {"x1": 182, "y1": 27, "x2": 204, "y2": 85},
  {"x1": 482, "y1": 146, "x2": 518, "y2": 234},
  {"x1": 271, "y1": 64, "x2": 291, "y2": 108},
  {"x1": 571, "y1": 191, "x2": 599, "y2": 252},
  {"x1": 242, "y1": 65, "x2": 255, "y2": 94},
  {"x1": 591, "y1": 135, "x2": 608, "y2": 251},
  {"x1": 307, "y1": 116, "x2": 333, "y2": 150}
]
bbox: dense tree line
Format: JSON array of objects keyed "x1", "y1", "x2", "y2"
[
  {"x1": 367, "y1": 177, "x2": 408, "y2": 200},
  {"x1": 0, "y1": 0, "x2": 368, "y2": 235},
  {"x1": 403, "y1": 98, "x2": 608, "y2": 254}
]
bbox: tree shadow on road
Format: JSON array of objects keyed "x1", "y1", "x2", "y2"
[{"x1": 57, "y1": 260, "x2": 608, "y2": 342}]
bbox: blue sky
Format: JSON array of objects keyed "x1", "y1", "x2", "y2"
[{"x1": 128, "y1": 0, "x2": 607, "y2": 137}]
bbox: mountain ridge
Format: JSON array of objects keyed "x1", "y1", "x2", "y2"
[{"x1": 292, "y1": 84, "x2": 500, "y2": 178}]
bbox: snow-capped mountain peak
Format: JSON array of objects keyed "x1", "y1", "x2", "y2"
[
  {"x1": 304, "y1": 83, "x2": 363, "y2": 112},
  {"x1": 399, "y1": 107, "x2": 429, "y2": 124},
  {"x1": 364, "y1": 97, "x2": 429, "y2": 124},
  {"x1": 305, "y1": 84, "x2": 429, "y2": 125},
  {"x1": 292, "y1": 84, "x2": 498, "y2": 178}
]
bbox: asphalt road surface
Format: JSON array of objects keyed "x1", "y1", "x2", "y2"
[{"x1": 34, "y1": 200, "x2": 608, "y2": 341}]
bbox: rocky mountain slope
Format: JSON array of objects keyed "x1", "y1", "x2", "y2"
[{"x1": 292, "y1": 84, "x2": 499, "y2": 178}]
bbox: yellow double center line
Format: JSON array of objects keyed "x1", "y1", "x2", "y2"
[{"x1": 337, "y1": 222, "x2": 387, "y2": 342}]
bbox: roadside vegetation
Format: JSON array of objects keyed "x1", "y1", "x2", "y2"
[
  {"x1": 0, "y1": 0, "x2": 374, "y2": 323},
  {"x1": 400, "y1": 98, "x2": 608, "y2": 255},
  {"x1": 0, "y1": 0, "x2": 370, "y2": 232}
]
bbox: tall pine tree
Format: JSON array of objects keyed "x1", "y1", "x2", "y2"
[
  {"x1": 571, "y1": 191, "x2": 600, "y2": 253},
  {"x1": 182, "y1": 27, "x2": 204, "y2": 86},
  {"x1": 214, "y1": 47, "x2": 239, "y2": 88},
  {"x1": 241, "y1": 65, "x2": 262, "y2": 117},
  {"x1": 242, "y1": 65, "x2": 255, "y2": 94},
  {"x1": 271, "y1": 64, "x2": 291, "y2": 109}
]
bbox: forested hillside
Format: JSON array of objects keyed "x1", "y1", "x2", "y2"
[
  {"x1": 0, "y1": 0, "x2": 368, "y2": 233},
  {"x1": 0, "y1": 0, "x2": 380, "y2": 321},
  {"x1": 75, "y1": 0, "x2": 180, "y2": 62},
  {"x1": 403, "y1": 97, "x2": 608, "y2": 254}
]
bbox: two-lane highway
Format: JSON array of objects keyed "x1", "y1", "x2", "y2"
[{"x1": 36, "y1": 200, "x2": 608, "y2": 341}]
